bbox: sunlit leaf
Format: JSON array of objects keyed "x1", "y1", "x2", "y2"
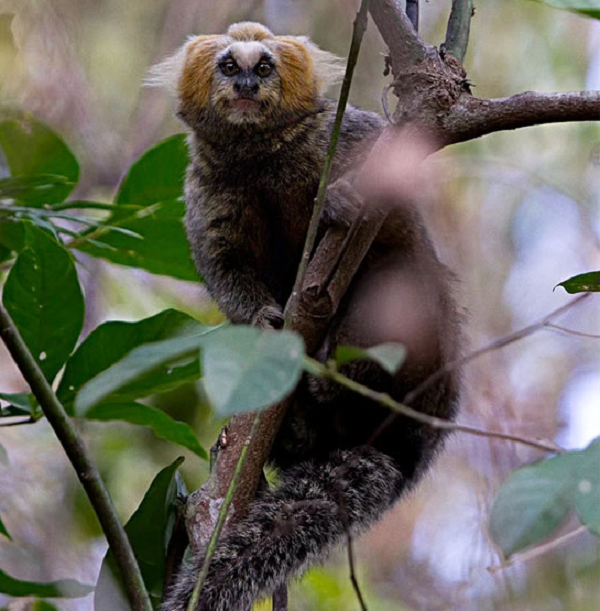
[
  {"x1": 0, "y1": 568, "x2": 92, "y2": 598},
  {"x1": 3, "y1": 222, "x2": 84, "y2": 382},
  {"x1": 202, "y1": 326, "x2": 305, "y2": 417},
  {"x1": 95, "y1": 458, "x2": 185, "y2": 610},
  {"x1": 335, "y1": 342, "x2": 406, "y2": 375},
  {"x1": 556, "y1": 271, "x2": 600, "y2": 293},
  {"x1": 0, "y1": 119, "x2": 79, "y2": 205},
  {"x1": 84, "y1": 403, "x2": 206, "y2": 459}
]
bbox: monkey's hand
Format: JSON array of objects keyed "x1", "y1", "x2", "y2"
[
  {"x1": 323, "y1": 177, "x2": 364, "y2": 228},
  {"x1": 252, "y1": 304, "x2": 285, "y2": 330}
]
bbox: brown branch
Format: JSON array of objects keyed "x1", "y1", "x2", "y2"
[
  {"x1": 369, "y1": 0, "x2": 427, "y2": 69},
  {"x1": 444, "y1": 0, "x2": 474, "y2": 63},
  {"x1": 545, "y1": 323, "x2": 600, "y2": 339},
  {"x1": 347, "y1": 529, "x2": 368, "y2": 611},
  {"x1": 405, "y1": 0, "x2": 419, "y2": 32},
  {"x1": 444, "y1": 91, "x2": 600, "y2": 145}
]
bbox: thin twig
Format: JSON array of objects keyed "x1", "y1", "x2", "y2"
[
  {"x1": 284, "y1": 0, "x2": 370, "y2": 328},
  {"x1": 0, "y1": 417, "x2": 36, "y2": 427},
  {"x1": 487, "y1": 525, "x2": 588, "y2": 573},
  {"x1": 0, "y1": 305, "x2": 152, "y2": 611},
  {"x1": 186, "y1": 413, "x2": 262, "y2": 611},
  {"x1": 306, "y1": 357, "x2": 565, "y2": 454},
  {"x1": 347, "y1": 529, "x2": 368, "y2": 611},
  {"x1": 444, "y1": 0, "x2": 474, "y2": 63},
  {"x1": 272, "y1": 585, "x2": 289, "y2": 611},
  {"x1": 406, "y1": 0, "x2": 419, "y2": 32},
  {"x1": 544, "y1": 323, "x2": 600, "y2": 339},
  {"x1": 403, "y1": 294, "x2": 590, "y2": 407}
]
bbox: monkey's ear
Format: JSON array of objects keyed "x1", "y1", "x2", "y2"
[
  {"x1": 290, "y1": 36, "x2": 345, "y2": 95},
  {"x1": 146, "y1": 35, "x2": 225, "y2": 107}
]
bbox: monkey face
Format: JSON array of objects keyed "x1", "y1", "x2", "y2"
[{"x1": 210, "y1": 42, "x2": 281, "y2": 125}]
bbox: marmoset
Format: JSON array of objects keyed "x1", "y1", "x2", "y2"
[{"x1": 154, "y1": 22, "x2": 461, "y2": 611}]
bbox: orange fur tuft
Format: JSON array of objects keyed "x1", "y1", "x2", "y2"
[
  {"x1": 270, "y1": 37, "x2": 318, "y2": 114},
  {"x1": 179, "y1": 35, "x2": 227, "y2": 109}
]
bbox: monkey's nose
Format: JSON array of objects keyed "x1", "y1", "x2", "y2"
[{"x1": 234, "y1": 79, "x2": 259, "y2": 97}]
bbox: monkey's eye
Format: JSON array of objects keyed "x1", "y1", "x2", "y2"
[
  {"x1": 255, "y1": 62, "x2": 272, "y2": 78},
  {"x1": 221, "y1": 60, "x2": 239, "y2": 76}
]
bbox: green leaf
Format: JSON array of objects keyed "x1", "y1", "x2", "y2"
[
  {"x1": 3, "y1": 222, "x2": 84, "y2": 382},
  {"x1": 75, "y1": 333, "x2": 208, "y2": 414},
  {"x1": 95, "y1": 458, "x2": 185, "y2": 609},
  {"x1": 0, "y1": 118, "x2": 79, "y2": 205},
  {"x1": 0, "y1": 220, "x2": 24, "y2": 252},
  {"x1": 30, "y1": 602, "x2": 61, "y2": 611},
  {"x1": 0, "y1": 568, "x2": 92, "y2": 598},
  {"x1": 573, "y1": 437, "x2": 600, "y2": 534},
  {"x1": 0, "y1": 515, "x2": 9, "y2": 540},
  {"x1": 85, "y1": 402, "x2": 206, "y2": 459},
  {"x1": 115, "y1": 134, "x2": 188, "y2": 209},
  {"x1": 556, "y1": 271, "x2": 600, "y2": 293},
  {"x1": 490, "y1": 453, "x2": 578, "y2": 557},
  {"x1": 202, "y1": 326, "x2": 305, "y2": 417},
  {"x1": 75, "y1": 199, "x2": 198, "y2": 281},
  {"x1": 0, "y1": 392, "x2": 32, "y2": 417},
  {"x1": 59, "y1": 309, "x2": 209, "y2": 413},
  {"x1": 528, "y1": 0, "x2": 600, "y2": 18},
  {"x1": 0, "y1": 174, "x2": 73, "y2": 201},
  {"x1": 335, "y1": 342, "x2": 406, "y2": 375}
]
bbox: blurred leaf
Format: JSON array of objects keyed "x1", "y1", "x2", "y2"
[
  {"x1": 335, "y1": 342, "x2": 406, "y2": 375},
  {"x1": 556, "y1": 271, "x2": 600, "y2": 293},
  {"x1": 0, "y1": 119, "x2": 79, "y2": 205},
  {"x1": 528, "y1": 0, "x2": 600, "y2": 18},
  {"x1": 74, "y1": 135, "x2": 196, "y2": 279},
  {"x1": 0, "y1": 392, "x2": 31, "y2": 417},
  {"x1": 59, "y1": 309, "x2": 210, "y2": 413},
  {"x1": 95, "y1": 457, "x2": 185, "y2": 610},
  {"x1": 3, "y1": 222, "x2": 84, "y2": 382},
  {"x1": 75, "y1": 199, "x2": 198, "y2": 281},
  {"x1": 0, "y1": 516, "x2": 9, "y2": 539},
  {"x1": 115, "y1": 134, "x2": 188, "y2": 209},
  {"x1": 490, "y1": 453, "x2": 577, "y2": 556},
  {"x1": 202, "y1": 326, "x2": 305, "y2": 417},
  {"x1": 574, "y1": 438, "x2": 600, "y2": 534},
  {"x1": 85, "y1": 403, "x2": 206, "y2": 459},
  {"x1": 0, "y1": 174, "x2": 73, "y2": 201},
  {"x1": 0, "y1": 442, "x2": 7, "y2": 466},
  {"x1": 0, "y1": 568, "x2": 92, "y2": 598}
]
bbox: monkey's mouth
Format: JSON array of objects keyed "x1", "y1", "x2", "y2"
[{"x1": 230, "y1": 98, "x2": 261, "y2": 111}]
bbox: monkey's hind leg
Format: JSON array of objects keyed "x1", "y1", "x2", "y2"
[{"x1": 161, "y1": 446, "x2": 403, "y2": 611}]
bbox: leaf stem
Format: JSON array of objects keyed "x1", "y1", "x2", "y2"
[
  {"x1": 0, "y1": 304, "x2": 152, "y2": 611},
  {"x1": 284, "y1": 0, "x2": 370, "y2": 328}
]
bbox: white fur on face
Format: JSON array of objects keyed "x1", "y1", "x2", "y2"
[{"x1": 228, "y1": 41, "x2": 270, "y2": 70}]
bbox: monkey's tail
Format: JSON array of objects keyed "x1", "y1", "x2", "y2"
[{"x1": 161, "y1": 446, "x2": 403, "y2": 611}]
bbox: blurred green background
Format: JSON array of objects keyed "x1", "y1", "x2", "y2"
[{"x1": 0, "y1": 1, "x2": 599, "y2": 610}]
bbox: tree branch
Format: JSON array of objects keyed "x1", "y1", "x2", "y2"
[
  {"x1": 0, "y1": 305, "x2": 152, "y2": 611},
  {"x1": 369, "y1": 0, "x2": 427, "y2": 69},
  {"x1": 405, "y1": 0, "x2": 419, "y2": 32},
  {"x1": 444, "y1": 0, "x2": 474, "y2": 63},
  {"x1": 444, "y1": 90, "x2": 600, "y2": 144}
]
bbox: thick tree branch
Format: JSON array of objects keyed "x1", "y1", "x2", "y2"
[
  {"x1": 444, "y1": 91, "x2": 600, "y2": 144},
  {"x1": 369, "y1": 0, "x2": 427, "y2": 68},
  {"x1": 444, "y1": 0, "x2": 474, "y2": 63},
  {"x1": 0, "y1": 305, "x2": 152, "y2": 611}
]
